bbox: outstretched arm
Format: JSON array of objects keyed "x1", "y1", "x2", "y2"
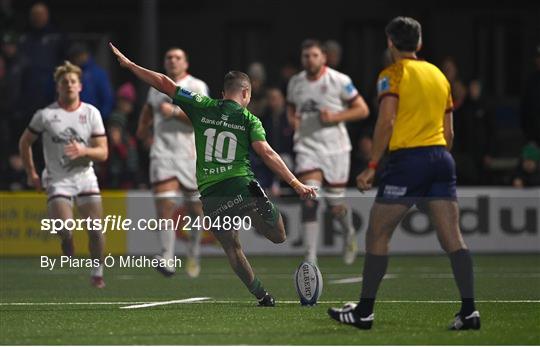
[
  {"x1": 251, "y1": 140, "x2": 317, "y2": 199},
  {"x1": 109, "y1": 42, "x2": 177, "y2": 98}
]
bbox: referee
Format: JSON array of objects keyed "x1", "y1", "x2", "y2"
[{"x1": 327, "y1": 16, "x2": 480, "y2": 330}]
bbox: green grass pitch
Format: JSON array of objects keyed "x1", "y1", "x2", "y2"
[{"x1": 1, "y1": 254, "x2": 539, "y2": 345}]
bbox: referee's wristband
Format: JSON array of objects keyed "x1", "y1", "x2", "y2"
[{"x1": 368, "y1": 161, "x2": 378, "y2": 170}]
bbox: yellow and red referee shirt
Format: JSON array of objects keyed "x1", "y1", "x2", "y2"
[{"x1": 377, "y1": 58, "x2": 453, "y2": 151}]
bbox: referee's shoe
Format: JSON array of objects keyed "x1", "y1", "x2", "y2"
[
  {"x1": 449, "y1": 311, "x2": 481, "y2": 330},
  {"x1": 327, "y1": 302, "x2": 374, "y2": 330}
]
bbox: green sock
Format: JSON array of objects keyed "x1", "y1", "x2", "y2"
[{"x1": 247, "y1": 277, "x2": 266, "y2": 299}]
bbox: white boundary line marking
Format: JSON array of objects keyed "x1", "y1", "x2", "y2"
[
  {"x1": 1, "y1": 299, "x2": 539, "y2": 306},
  {"x1": 120, "y1": 297, "x2": 212, "y2": 309},
  {"x1": 207, "y1": 300, "x2": 540, "y2": 304},
  {"x1": 329, "y1": 274, "x2": 398, "y2": 284},
  {"x1": 0, "y1": 301, "x2": 145, "y2": 305}
]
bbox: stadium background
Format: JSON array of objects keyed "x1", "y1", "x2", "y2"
[
  {"x1": 0, "y1": 1, "x2": 539, "y2": 345},
  {"x1": 1, "y1": 0, "x2": 539, "y2": 256}
]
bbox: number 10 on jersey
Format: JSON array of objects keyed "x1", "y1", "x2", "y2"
[{"x1": 203, "y1": 128, "x2": 238, "y2": 163}]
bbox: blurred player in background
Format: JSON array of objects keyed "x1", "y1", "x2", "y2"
[
  {"x1": 328, "y1": 17, "x2": 480, "y2": 330},
  {"x1": 287, "y1": 39, "x2": 369, "y2": 265},
  {"x1": 110, "y1": 43, "x2": 317, "y2": 306},
  {"x1": 137, "y1": 47, "x2": 209, "y2": 278},
  {"x1": 19, "y1": 61, "x2": 108, "y2": 288}
]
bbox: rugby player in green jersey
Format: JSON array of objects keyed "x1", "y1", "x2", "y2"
[{"x1": 110, "y1": 43, "x2": 318, "y2": 306}]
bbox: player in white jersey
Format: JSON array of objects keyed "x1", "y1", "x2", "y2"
[
  {"x1": 18, "y1": 61, "x2": 108, "y2": 288},
  {"x1": 137, "y1": 47, "x2": 209, "y2": 278},
  {"x1": 287, "y1": 39, "x2": 370, "y2": 265}
]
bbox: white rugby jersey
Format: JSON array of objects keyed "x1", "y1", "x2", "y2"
[
  {"x1": 287, "y1": 66, "x2": 359, "y2": 155},
  {"x1": 28, "y1": 101, "x2": 105, "y2": 180},
  {"x1": 146, "y1": 74, "x2": 209, "y2": 159}
]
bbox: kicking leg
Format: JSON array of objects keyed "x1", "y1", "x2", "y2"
[{"x1": 213, "y1": 229, "x2": 274, "y2": 306}]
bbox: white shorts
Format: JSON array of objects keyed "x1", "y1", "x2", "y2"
[
  {"x1": 295, "y1": 151, "x2": 350, "y2": 187},
  {"x1": 150, "y1": 157, "x2": 198, "y2": 192},
  {"x1": 43, "y1": 168, "x2": 101, "y2": 206}
]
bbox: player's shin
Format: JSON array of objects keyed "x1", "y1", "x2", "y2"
[
  {"x1": 449, "y1": 248, "x2": 477, "y2": 315},
  {"x1": 247, "y1": 277, "x2": 267, "y2": 300},
  {"x1": 186, "y1": 222, "x2": 202, "y2": 278},
  {"x1": 188, "y1": 223, "x2": 202, "y2": 260},
  {"x1": 87, "y1": 229, "x2": 105, "y2": 283},
  {"x1": 158, "y1": 229, "x2": 175, "y2": 264},
  {"x1": 301, "y1": 197, "x2": 320, "y2": 264},
  {"x1": 356, "y1": 253, "x2": 389, "y2": 317},
  {"x1": 328, "y1": 199, "x2": 358, "y2": 265},
  {"x1": 328, "y1": 202, "x2": 355, "y2": 237},
  {"x1": 154, "y1": 194, "x2": 178, "y2": 265}
]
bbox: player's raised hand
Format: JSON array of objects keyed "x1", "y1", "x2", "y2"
[
  {"x1": 27, "y1": 171, "x2": 42, "y2": 192},
  {"x1": 109, "y1": 42, "x2": 132, "y2": 68},
  {"x1": 64, "y1": 140, "x2": 87, "y2": 160},
  {"x1": 356, "y1": 167, "x2": 375, "y2": 192}
]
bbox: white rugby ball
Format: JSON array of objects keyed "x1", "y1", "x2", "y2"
[{"x1": 294, "y1": 261, "x2": 323, "y2": 306}]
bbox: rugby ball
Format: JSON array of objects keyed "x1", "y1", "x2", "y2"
[{"x1": 294, "y1": 261, "x2": 323, "y2": 306}]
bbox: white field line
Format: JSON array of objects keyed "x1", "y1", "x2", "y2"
[
  {"x1": 120, "y1": 297, "x2": 211, "y2": 309},
  {"x1": 329, "y1": 274, "x2": 398, "y2": 284},
  {"x1": 328, "y1": 273, "x2": 540, "y2": 284},
  {"x1": 1, "y1": 299, "x2": 539, "y2": 307},
  {"x1": 207, "y1": 300, "x2": 540, "y2": 304},
  {"x1": 0, "y1": 301, "x2": 146, "y2": 306}
]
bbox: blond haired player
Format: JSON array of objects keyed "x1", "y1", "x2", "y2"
[{"x1": 19, "y1": 61, "x2": 108, "y2": 288}]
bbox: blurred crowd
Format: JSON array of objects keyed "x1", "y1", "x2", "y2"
[{"x1": 1, "y1": 2, "x2": 539, "y2": 192}]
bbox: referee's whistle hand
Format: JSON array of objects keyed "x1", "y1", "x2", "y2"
[{"x1": 356, "y1": 168, "x2": 375, "y2": 193}]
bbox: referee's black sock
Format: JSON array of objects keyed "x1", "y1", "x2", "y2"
[
  {"x1": 355, "y1": 253, "x2": 388, "y2": 317},
  {"x1": 449, "y1": 248, "x2": 476, "y2": 315}
]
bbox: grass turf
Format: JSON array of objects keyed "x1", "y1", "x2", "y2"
[{"x1": 1, "y1": 254, "x2": 539, "y2": 345}]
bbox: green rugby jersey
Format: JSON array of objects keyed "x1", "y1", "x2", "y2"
[{"x1": 172, "y1": 87, "x2": 266, "y2": 193}]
